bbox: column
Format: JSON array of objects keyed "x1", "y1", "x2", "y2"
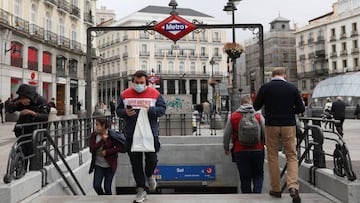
[
  {"x1": 175, "y1": 79, "x2": 179, "y2": 94},
  {"x1": 197, "y1": 79, "x2": 201, "y2": 104},
  {"x1": 185, "y1": 79, "x2": 190, "y2": 94},
  {"x1": 163, "y1": 79, "x2": 168, "y2": 95}
]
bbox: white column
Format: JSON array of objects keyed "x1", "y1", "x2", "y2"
[
  {"x1": 185, "y1": 79, "x2": 190, "y2": 94},
  {"x1": 197, "y1": 79, "x2": 201, "y2": 104},
  {"x1": 175, "y1": 79, "x2": 179, "y2": 94},
  {"x1": 163, "y1": 79, "x2": 167, "y2": 95}
]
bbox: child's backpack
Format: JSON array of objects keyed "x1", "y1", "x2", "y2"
[
  {"x1": 108, "y1": 129, "x2": 128, "y2": 153},
  {"x1": 237, "y1": 112, "x2": 261, "y2": 146}
]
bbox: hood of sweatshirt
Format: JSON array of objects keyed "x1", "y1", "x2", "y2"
[{"x1": 235, "y1": 103, "x2": 255, "y2": 114}]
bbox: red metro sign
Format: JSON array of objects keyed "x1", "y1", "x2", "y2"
[{"x1": 153, "y1": 15, "x2": 197, "y2": 42}]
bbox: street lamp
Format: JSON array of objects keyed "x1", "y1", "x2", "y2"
[
  {"x1": 209, "y1": 57, "x2": 216, "y2": 112},
  {"x1": 224, "y1": 0, "x2": 241, "y2": 112}
]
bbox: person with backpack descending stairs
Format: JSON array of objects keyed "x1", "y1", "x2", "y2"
[{"x1": 223, "y1": 95, "x2": 265, "y2": 193}]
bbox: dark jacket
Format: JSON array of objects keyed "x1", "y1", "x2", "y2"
[
  {"x1": 89, "y1": 129, "x2": 124, "y2": 173},
  {"x1": 116, "y1": 87, "x2": 166, "y2": 152},
  {"x1": 331, "y1": 100, "x2": 346, "y2": 119},
  {"x1": 6, "y1": 84, "x2": 49, "y2": 136},
  {"x1": 253, "y1": 78, "x2": 305, "y2": 126}
]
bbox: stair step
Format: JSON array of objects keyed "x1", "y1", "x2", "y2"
[{"x1": 32, "y1": 193, "x2": 334, "y2": 203}]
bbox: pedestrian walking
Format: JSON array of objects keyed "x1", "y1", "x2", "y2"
[
  {"x1": 48, "y1": 97, "x2": 56, "y2": 109},
  {"x1": 331, "y1": 97, "x2": 346, "y2": 136},
  {"x1": 223, "y1": 95, "x2": 265, "y2": 193},
  {"x1": 253, "y1": 67, "x2": 305, "y2": 203},
  {"x1": 89, "y1": 115, "x2": 124, "y2": 195},
  {"x1": 116, "y1": 70, "x2": 166, "y2": 203}
]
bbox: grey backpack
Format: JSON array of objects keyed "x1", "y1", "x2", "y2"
[{"x1": 237, "y1": 112, "x2": 261, "y2": 146}]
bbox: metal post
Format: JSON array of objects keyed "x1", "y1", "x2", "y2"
[
  {"x1": 230, "y1": 7, "x2": 240, "y2": 112},
  {"x1": 86, "y1": 30, "x2": 92, "y2": 117}
]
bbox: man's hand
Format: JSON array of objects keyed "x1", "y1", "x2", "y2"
[
  {"x1": 224, "y1": 150, "x2": 230, "y2": 156},
  {"x1": 126, "y1": 107, "x2": 136, "y2": 117},
  {"x1": 20, "y1": 109, "x2": 36, "y2": 116},
  {"x1": 143, "y1": 104, "x2": 150, "y2": 112},
  {"x1": 18, "y1": 98, "x2": 31, "y2": 106}
]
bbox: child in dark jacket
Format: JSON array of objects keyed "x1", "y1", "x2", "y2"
[{"x1": 89, "y1": 117, "x2": 123, "y2": 195}]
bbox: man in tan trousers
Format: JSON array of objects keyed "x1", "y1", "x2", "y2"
[{"x1": 253, "y1": 67, "x2": 305, "y2": 203}]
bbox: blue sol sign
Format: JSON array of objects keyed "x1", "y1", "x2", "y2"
[
  {"x1": 154, "y1": 15, "x2": 197, "y2": 42},
  {"x1": 152, "y1": 165, "x2": 216, "y2": 181}
]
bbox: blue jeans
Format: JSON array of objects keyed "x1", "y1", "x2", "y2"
[
  {"x1": 93, "y1": 165, "x2": 115, "y2": 195},
  {"x1": 235, "y1": 150, "x2": 264, "y2": 193}
]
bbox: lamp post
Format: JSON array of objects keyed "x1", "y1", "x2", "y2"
[
  {"x1": 224, "y1": 0, "x2": 241, "y2": 112},
  {"x1": 209, "y1": 57, "x2": 216, "y2": 112}
]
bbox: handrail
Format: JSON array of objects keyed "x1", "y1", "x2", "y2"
[{"x1": 32, "y1": 129, "x2": 86, "y2": 195}]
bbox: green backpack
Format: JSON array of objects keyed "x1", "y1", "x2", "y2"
[{"x1": 237, "y1": 112, "x2": 261, "y2": 146}]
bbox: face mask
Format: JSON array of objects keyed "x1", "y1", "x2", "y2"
[{"x1": 134, "y1": 84, "x2": 146, "y2": 93}]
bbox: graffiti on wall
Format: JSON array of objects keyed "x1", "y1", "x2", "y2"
[{"x1": 164, "y1": 95, "x2": 192, "y2": 114}]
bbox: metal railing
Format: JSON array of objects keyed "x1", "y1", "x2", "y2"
[{"x1": 279, "y1": 117, "x2": 356, "y2": 192}]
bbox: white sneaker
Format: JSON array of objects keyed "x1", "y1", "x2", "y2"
[
  {"x1": 135, "y1": 187, "x2": 147, "y2": 203},
  {"x1": 147, "y1": 176, "x2": 157, "y2": 191}
]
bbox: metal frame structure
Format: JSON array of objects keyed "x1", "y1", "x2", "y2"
[{"x1": 86, "y1": 23, "x2": 264, "y2": 116}]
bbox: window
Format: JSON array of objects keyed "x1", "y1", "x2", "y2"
[
  {"x1": 343, "y1": 60, "x2": 347, "y2": 69},
  {"x1": 331, "y1": 28, "x2": 336, "y2": 37},
  {"x1": 214, "y1": 47, "x2": 219, "y2": 56},
  {"x1": 302, "y1": 80, "x2": 307, "y2": 90},
  {"x1": 168, "y1": 62, "x2": 174, "y2": 74},
  {"x1": 58, "y1": 18, "x2": 65, "y2": 45},
  {"x1": 342, "y1": 42, "x2": 347, "y2": 50},
  {"x1": 14, "y1": 0, "x2": 22, "y2": 17},
  {"x1": 341, "y1": 26, "x2": 346, "y2": 34},
  {"x1": 43, "y1": 52, "x2": 52, "y2": 73},
  {"x1": 202, "y1": 63, "x2": 206, "y2": 74},
  {"x1": 190, "y1": 62, "x2": 195, "y2": 74},
  {"x1": 352, "y1": 22, "x2": 357, "y2": 32},
  {"x1": 28, "y1": 47, "x2": 38, "y2": 71},
  {"x1": 141, "y1": 61, "x2": 147, "y2": 71},
  {"x1": 353, "y1": 40, "x2": 358, "y2": 48},
  {"x1": 56, "y1": 56, "x2": 66, "y2": 76},
  {"x1": 332, "y1": 44, "x2": 336, "y2": 52},
  {"x1": 179, "y1": 62, "x2": 185, "y2": 73},
  {"x1": 141, "y1": 44, "x2": 147, "y2": 52},
  {"x1": 157, "y1": 61, "x2": 162, "y2": 73},
  {"x1": 69, "y1": 59, "x2": 78, "y2": 78},
  {"x1": 201, "y1": 32, "x2": 206, "y2": 41},
  {"x1": 354, "y1": 58, "x2": 359, "y2": 69},
  {"x1": 201, "y1": 47, "x2": 206, "y2": 56},
  {"x1": 71, "y1": 24, "x2": 77, "y2": 49},
  {"x1": 332, "y1": 61, "x2": 337, "y2": 72},
  {"x1": 10, "y1": 41, "x2": 23, "y2": 68},
  {"x1": 30, "y1": 4, "x2": 37, "y2": 34},
  {"x1": 213, "y1": 32, "x2": 220, "y2": 42}
]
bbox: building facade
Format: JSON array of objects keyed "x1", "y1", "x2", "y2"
[
  {"x1": 294, "y1": 0, "x2": 360, "y2": 104},
  {"x1": 0, "y1": 0, "x2": 96, "y2": 116},
  {"x1": 244, "y1": 16, "x2": 297, "y2": 99},
  {"x1": 95, "y1": 6, "x2": 116, "y2": 25},
  {"x1": 95, "y1": 6, "x2": 228, "y2": 107}
]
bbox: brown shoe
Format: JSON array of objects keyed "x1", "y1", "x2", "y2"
[
  {"x1": 269, "y1": 190, "x2": 282, "y2": 198},
  {"x1": 289, "y1": 188, "x2": 301, "y2": 203}
]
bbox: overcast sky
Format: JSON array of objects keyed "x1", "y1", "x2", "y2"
[{"x1": 97, "y1": 0, "x2": 337, "y2": 41}]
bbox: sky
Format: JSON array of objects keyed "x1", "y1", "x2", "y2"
[{"x1": 96, "y1": 0, "x2": 337, "y2": 42}]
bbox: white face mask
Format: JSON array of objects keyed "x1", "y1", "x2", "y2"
[{"x1": 134, "y1": 84, "x2": 146, "y2": 93}]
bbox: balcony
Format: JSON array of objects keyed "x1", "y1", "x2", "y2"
[
  {"x1": 299, "y1": 41, "x2": 304, "y2": 47},
  {"x1": 29, "y1": 24, "x2": 44, "y2": 39},
  {"x1": 155, "y1": 52, "x2": 164, "y2": 58},
  {"x1": 340, "y1": 33, "x2": 347, "y2": 40},
  {"x1": 340, "y1": 50, "x2": 348, "y2": 56},
  {"x1": 44, "y1": 30, "x2": 58, "y2": 45},
  {"x1": 316, "y1": 36, "x2": 325, "y2": 43},
  {"x1": 308, "y1": 52, "x2": 315, "y2": 59},
  {"x1": 189, "y1": 53, "x2": 198, "y2": 59},
  {"x1": 351, "y1": 48, "x2": 359, "y2": 55},
  {"x1": 14, "y1": 16, "x2": 29, "y2": 33},
  {"x1": 330, "y1": 52, "x2": 337, "y2": 58},
  {"x1": 11, "y1": 57, "x2": 23, "y2": 68},
  {"x1": 330, "y1": 35, "x2": 336, "y2": 42},
  {"x1": 351, "y1": 30, "x2": 358, "y2": 37},
  {"x1": 200, "y1": 38, "x2": 207, "y2": 42},
  {"x1": 315, "y1": 68, "x2": 328, "y2": 75},
  {"x1": 139, "y1": 51, "x2": 150, "y2": 57},
  {"x1": 28, "y1": 61, "x2": 38, "y2": 71},
  {"x1": 44, "y1": 0, "x2": 57, "y2": 7},
  {"x1": 56, "y1": 67, "x2": 66, "y2": 77},
  {"x1": 70, "y1": 5, "x2": 80, "y2": 19},
  {"x1": 213, "y1": 54, "x2": 222, "y2": 61},
  {"x1": 43, "y1": 64, "x2": 52, "y2": 73},
  {"x1": 123, "y1": 35, "x2": 128, "y2": 41},
  {"x1": 139, "y1": 33, "x2": 149, "y2": 39},
  {"x1": 315, "y1": 50, "x2": 325, "y2": 57},
  {"x1": 0, "y1": 8, "x2": 10, "y2": 25},
  {"x1": 57, "y1": 0, "x2": 70, "y2": 13},
  {"x1": 84, "y1": 11, "x2": 94, "y2": 25},
  {"x1": 307, "y1": 38, "x2": 314, "y2": 44},
  {"x1": 199, "y1": 53, "x2": 209, "y2": 59},
  {"x1": 58, "y1": 36, "x2": 70, "y2": 49},
  {"x1": 178, "y1": 53, "x2": 187, "y2": 59},
  {"x1": 213, "y1": 38, "x2": 221, "y2": 43},
  {"x1": 122, "y1": 52, "x2": 128, "y2": 59},
  {"x1": 70, "y1": 40, "x2": 82, "y2": 52},
  {"x1": 299, "y1": 54, "x2": 306, "y2": 61},
  {"x1": 166, "y1": 52, "x2": 176, "y2": 58}
]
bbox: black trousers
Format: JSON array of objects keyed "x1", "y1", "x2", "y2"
[{"x1": 128, "y1": 152, "x2": 158, "y2": 189}]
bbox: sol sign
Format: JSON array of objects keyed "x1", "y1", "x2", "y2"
[{"x1": 154, "y1": 15, "x2": 197, "y2": 42}]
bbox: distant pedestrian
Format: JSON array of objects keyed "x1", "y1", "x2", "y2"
[
  {"x1": 4, "y1": 98, "x2": 11, "y2": 113},
  {"x1": 322, "y1": 98, "x2": 333, "y2": 128},
  {"x1": 354, "y1": 104, "x2": 360, "y2": 119},
  {"x1": 202, "y1": 100, "x2": 210, "y2": 123},
  {"x1": 109, "y1": 98, "x2": 116, "y2": 117},
  {"x1": 89, "y1": 115, "x2": 124, "y2": 195},
  {"x1": 331, "y1": 97, "x2": 346, "y2": 136},
  {"x1": 253, "y1": 67, "x2": 304, "y2": 203},
  {"x1": 0, "y1": 99, "x2": 4, "y2": 123},
  {"x1": 223, "y1": 95, "x2": 265, "y2": 193}
]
